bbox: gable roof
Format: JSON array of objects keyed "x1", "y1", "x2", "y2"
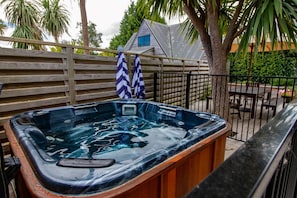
[
  {"x1": 125, "y1": 19, "x2": 206, "y2": 60},
  {"x1": 144, "y1": 19, "x2": 171, "y2": 57}
]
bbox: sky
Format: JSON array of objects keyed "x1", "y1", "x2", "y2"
[{"x1": 0, "y1": 0, "x2": 183, "y2": 48}]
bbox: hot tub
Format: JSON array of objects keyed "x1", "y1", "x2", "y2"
[{"x1": 5, "y1": 99, "x2": 230, "y2": 198}]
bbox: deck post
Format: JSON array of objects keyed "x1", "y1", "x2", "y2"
[
  {"x1": 185, "y1": 73, "x2": 191, "y2": 109},
  {"x1": 154, "y1": 72, "x2": 157, "y2": 102},
  {"x1": 159, "y1": 58, "x2": 164, "y2": 103},
  {"x1": 64, "y1": 46, "x2": 76, "y2": 105}
]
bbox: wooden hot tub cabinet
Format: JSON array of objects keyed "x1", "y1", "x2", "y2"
[{"x1": 5, "y1": 122, "x2": 230, "y2": 198}]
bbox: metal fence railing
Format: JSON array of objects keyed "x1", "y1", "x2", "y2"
[
  {"x1": 154, "y1": 73, "x2": 297, "y2": 142},
  {"x1": 186, "y1": 100, "x2": 297, "y2": 198}
]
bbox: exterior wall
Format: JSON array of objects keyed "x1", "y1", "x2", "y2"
[
  {"x1": 125, "y1": 20, "x2": 207, "y2": 60},
  {"x1": 131, "y1": 22, "x2": 166, "y2": 56}
]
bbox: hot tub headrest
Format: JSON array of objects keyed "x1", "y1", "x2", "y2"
[
  {"x1": 50, "y1": 108, "x2": 75, "y2": 132},
  {"x1": 32, "y1": 107, "x2": 75, "y2": 132},
  {"x1": 57, "y1": 158, "x2": 115, "y2": 168}
]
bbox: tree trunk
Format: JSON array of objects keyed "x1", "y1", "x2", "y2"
[
  {"x1": 79, "y1": 0, "x2": 89, "y2": 54},
  {"x1": 183, "y1": 1, "x2": 233, "y2": 121},
  {"x1": 203, "y1": 43, "x2": 230, "y2": 121},
  {"x1": 206, "y1": 2, "x2": 230, "y2": 121},
  {"x1": 210, "y1": 57, "x2": 230, "y2": 121}
]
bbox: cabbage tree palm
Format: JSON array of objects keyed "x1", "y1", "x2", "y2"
[
  {"x1": 79, "y1": 0, "x2": 89, "y2": 54},
  {"x1": 139, "y1": 0, "x2": 297, "y2": 119},
  {"x1": 11, "y1": 23, "x2": 43, "y2": 48},
  {"x1": 39, "y1": 0, "x2": 70, "y2": 43},
  {"x1": 0, "y1": 0, "x2": 43, "y2": 49},
  {"x1": 66, "y1": 0, "x2": 89, "y2": 53}
]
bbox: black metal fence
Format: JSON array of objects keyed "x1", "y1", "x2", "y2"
[
  {"x1": 186, "y1": 100, "x2": 297, "y2": 198},
  {"x1": 154, "y1": 73, "x2": 297, "y2": 142}
]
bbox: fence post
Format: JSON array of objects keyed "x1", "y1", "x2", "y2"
[
  {"x1": 197, "y1": 60, "x2": 200, "y2": 73},
  {"x1": 64, "y1": 46, "x2": 76, "y2": 105},
  {"x1": 154, "y1": 72, "x2": 157, "y2": 102},
  {"x1": 185, "y1": 72, "x2": 191, "y2": 109},
  {"x1": 182, "y1": 60, "x2": 186, "y2": 107},
  {"x1": 159, "y1": 58, "x2": 164, "y2": 103}
]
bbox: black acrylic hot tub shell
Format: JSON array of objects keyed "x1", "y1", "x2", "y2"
[{"x1": 10, "y1": 99, "x2": 226, "y2": 195}]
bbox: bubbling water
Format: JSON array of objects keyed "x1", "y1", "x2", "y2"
[{"x1": 45, "y1": 116, "x2": 188, "y2": 162}]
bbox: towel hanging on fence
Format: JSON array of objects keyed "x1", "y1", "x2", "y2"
[
  {"x1": 116, "y1": 52, "x2": 132, "y2": 99},
  {"x1": 132, "y1": 55, "x2": 145, "y2": 99}
]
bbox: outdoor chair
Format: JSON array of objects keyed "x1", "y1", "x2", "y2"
[
  {"x1": 229, "y1": 94, "x2": 241, "y2": 119},
  {"x1": 259, "y1": 92, "x2": 277, "y2": 119}
]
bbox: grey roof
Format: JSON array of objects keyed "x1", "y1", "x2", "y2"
[
  {"x1": 127, "y1": 46, "x2": 154, "y2": 54},
  {"x1": 145, "y1": 19, "x2": 171, "y2": 56},
  {"x1": 124, "y1": 19, "x2": 206, "y2": 60},
  {"x1": 124, "y1": 32, "x2": 137, "y2": 51},
  {"x1": 169, "y1": 23, "x2": 205, "y2": 60}
]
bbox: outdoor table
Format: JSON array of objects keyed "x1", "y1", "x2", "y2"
[{"x1": 229, "y1": 86, "x2": 268, "y2": 119}]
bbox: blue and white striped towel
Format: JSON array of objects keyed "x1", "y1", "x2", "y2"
[
  {"x1": 116, "y1": 52, "x2": 132, "y2": 99},
  {"x1": 132, "y1": 55, "x2": 145, "y2": 99}
]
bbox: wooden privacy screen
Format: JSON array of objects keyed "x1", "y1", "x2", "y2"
[{"x1": 0, "y1": 45, "x2": 208, "y2": 155}]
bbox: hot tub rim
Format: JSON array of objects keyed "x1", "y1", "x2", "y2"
[{"x1": 4, "y1": 120, "x2": 231, "y2": 198}]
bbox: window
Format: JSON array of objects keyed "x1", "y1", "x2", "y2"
[{"x1": 138, "y1": 35, "x2": 150, "y2": 47}]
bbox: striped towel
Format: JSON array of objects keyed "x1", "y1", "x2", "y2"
[
  {"x1": 132, "y1": 55, "x2": 145, "y2": 99},
  {"x1": 116, "y1": 52, "x2": 132, "y2": 99}
]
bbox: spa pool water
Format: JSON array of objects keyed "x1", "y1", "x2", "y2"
[{"x1": 45, "y1": 116, "x2": 188, "y2": 162}]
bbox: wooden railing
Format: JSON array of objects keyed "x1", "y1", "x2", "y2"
[{"x1": 0, "y1": 36, "x2": 209, "y2": 155}]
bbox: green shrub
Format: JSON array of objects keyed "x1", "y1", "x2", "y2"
[{"x1": 229, "y1": 50, "x2": 297, "y2": 80}]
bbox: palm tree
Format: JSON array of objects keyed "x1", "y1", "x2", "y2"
[
  {"x1": 0, "y1": 19, "x2": 7, "y2": 35},
  {"x1": 79, "y1": 0, "x2": 89, "y2": 54},
  {"x1": 11, "y1": 24, "x2": 43, "y2": 49},
  {"x1": 0, "y1": 0, "x2": 43, "y2": 49},
  {"x1": 39, "y1": 0, "x2": 70, "y2": 43},
  {"x1": 139, "y1": 0, "x2": 297, "y2": 119}
]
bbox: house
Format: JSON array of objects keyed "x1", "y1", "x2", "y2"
[{"x1": 124, "y1": 19, "x2": 206, "y2": 61}]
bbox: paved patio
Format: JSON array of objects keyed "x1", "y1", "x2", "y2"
[
  {"x1": 225, "y1": 138, "x2": 244, "y2": 159},
  {"x1": 189, "y1": 89, "x2": 287, "y2": 160},
  {"x1": 224, "y1": 95, "x2": 286, "y2": 159}
]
